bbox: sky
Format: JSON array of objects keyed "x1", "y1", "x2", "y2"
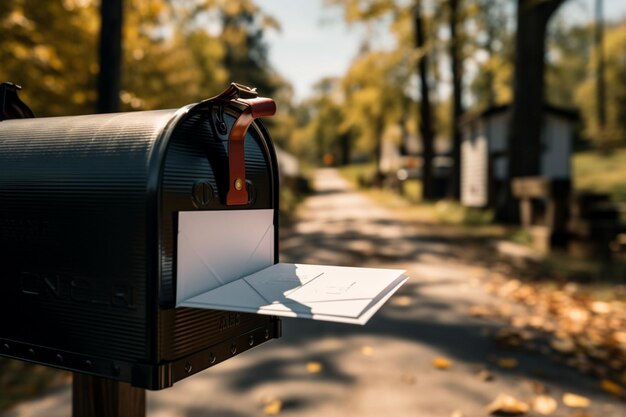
[
  {"x1": 259, "y1": 0, "x2": 366, "y2": 101},
  {"x1": 259, "y1": 0, "x2": 626, "y2": 102}
]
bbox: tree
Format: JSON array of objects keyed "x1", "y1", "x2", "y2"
[
  {"x1": 0, "y1": 0, "x2": 99, "y2": 116},
  {"x1": 97, "y1": 0, "x2": 123, "y2": 113},
  {"x1": 594, "y1": 0, "x2": 606, "y2": 144},
  {"x1": 503, "y1": 0, "x2": 566, "y2": 219},
  {"x1": 448, "y1": 0, "x2": 463, "y2": 200},
  {"x1": 414, "y1": 1, "x2": 436, "y2": 200},
  {"x1": 576, "y1": 24, "x2": 626, "y2": 148},
  {"x1": 328, "y1": 0, "x2": 444, "y2": 196},
  {"x1": 0, "y1": 0, "x2": 282, "y2": 116},
  {"x1": 341, "y1": 50, "x2": 411, "y2": 178},
  {"x1": 508, "y1": 0, "x2": 565, "y2": 178},
  {"x1": 306, "y1": 78, "x2": 345, "y2": 164},
  {"x1": 546, "y1": 23, "x2": 592, "y2": 107},
  {"x1": 465, "y1": 0, "x2": 512, "y2": 107}
]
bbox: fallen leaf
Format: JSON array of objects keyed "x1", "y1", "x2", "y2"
[
  {"x1": 263, "y1": 399, "x2": 283, "y2": 416},
  {"x1": 614, "y1": 331, "x2": 626, "y2": 345},
  {"x1": 590, "y1": 301, "x2": 611, "y2": 314},
  {"x1": 562, "y1": 393, "x2": 590, "y2": 408},
  {"x1": 497, "y1": 357, "x2": 519, "y2": 369},
  {"x1": 478, "y1": 369, "x2": 494, "y2": 381},
  {"x1": 532, "y1": 395, "x2": 558, "y2": 415},
  {"x1": 433, "y1": 357, "x2": 453, "y2": 370},
  {"x1": 486, "y1": 394, "x2": 529, "y2": 415},
  {"x1": 600, "y1": 379, "x2": 624, "y2": 397},
  {"x1": 391, "y1": 295, "x2": 412, "y2": 307},
  {"x1": 360, "y1": 346, "x2": 374, "y2": 356},
  {"x1": 306, "y1": 361, "x2": 323, "y2": 374}
]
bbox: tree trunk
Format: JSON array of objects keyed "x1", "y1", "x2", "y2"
[
  {"x1": 595, "y1": 0, "x2": 606, "y2": 140},
  {"x1": 340, "y1": 131, "x2": 351, "y2": 165},
  {"x1": 449, "y1": 0, "x2": 463, "y2": 200},
  {"x1": 374, "y1": 117, "x2": 385, "y2": 185},
  {"x1": 484, "y1": 0, "x2": 496, "y2": 107},
  {"x1": 502, "y1": 0, "x2": 564, "y2": 220},
  {"x1": 97, "y1": 0, "x2": 123, "y2": 113},
  {"x1": 414, "y1": 0, "x2": 436, "y2": 201}
]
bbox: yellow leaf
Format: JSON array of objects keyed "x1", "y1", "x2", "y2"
[
  {"x1": 497, "y1": 357, "x2": 519, "y2": 369},
  {"x1": 562, "y1": 393, "x2": 590, "y2": 408},
  {"x1": 532, "y1": 395, "x2": 558, "y2": 415},
  {"x1": 263, "y1": 399, "x2": 283, "y2": 416},
  {"x1": 614, "y1": 331, "x2": 626, "y2": 346},
  {"x1": 361, "y1": 346, "x2": 374, "y2": 356},
  {"x1": 306, "y1": 361, "x2": 323, "y2": 374},
  {"x1": 433, "y1": 357, "x2": 453, "y2": 370},
  {"x1": 391, "y1": 295, "x2": 412, "y2": 307},
  {"x1": 590, "y1": 301, "x2": 611, "y2": 314},
  {"x1": 486, "y1": 394, "x2": 529, "y2": 415},
  {"x1": 601, "y1": 379, "x2": 624, "y2": 396}
]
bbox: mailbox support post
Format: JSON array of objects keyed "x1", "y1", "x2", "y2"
[{"x1": 73, "y1": 374, "x2": 146, "y2": 417}]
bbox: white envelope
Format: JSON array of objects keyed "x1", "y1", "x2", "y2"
[
  {"x1": 176, "y1": 209, "x2": 274, "y2": 305},
  {"x1": 176, "y1": 210, "x2": 409, "y2": 325}
]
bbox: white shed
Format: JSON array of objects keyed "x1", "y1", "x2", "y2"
[{"x1": 460, "y1": 104, "x2": 577, "y2": 208}]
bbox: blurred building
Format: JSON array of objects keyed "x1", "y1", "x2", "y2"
[{"x1": 460, "y1": 104, "x2": 578, "y2": 209}]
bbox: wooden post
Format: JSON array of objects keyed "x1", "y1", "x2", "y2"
[{"x1": 73, "y1": 373, "x2": 145, "y2": 417}]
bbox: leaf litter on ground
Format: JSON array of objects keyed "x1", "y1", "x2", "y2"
[
  {"x1": 486, "y1": 393, "x2": 529, "y2": 415},
  {"x1": 476, "y1": 275, "x2": 626, "y2": 387}
]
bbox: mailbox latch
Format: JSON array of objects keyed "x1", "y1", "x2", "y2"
[
  {"x1": 0, "y1": 82, "x2": 34, "y2": 121},
  {"x1": 210, "y1": 83, "x2": 276, "y2": 206}
]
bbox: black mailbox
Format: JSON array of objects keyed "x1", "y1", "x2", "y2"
[{"x1": 0, "y1": 83, "x2": 281, "y2": 389}]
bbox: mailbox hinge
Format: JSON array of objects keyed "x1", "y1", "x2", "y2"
[
  {"x1": 210, "y1": 83, "x2": 276, "y2": 206},
  {"x1": 0, "y1": 82, "x2": 35, "y2": 121}
]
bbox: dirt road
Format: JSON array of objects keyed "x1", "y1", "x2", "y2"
[{"x1": 4, "y1": 169, "x2": 624, "y2": 417}]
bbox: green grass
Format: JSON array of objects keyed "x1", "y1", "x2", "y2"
[
  {"x1": 573, "y1": 148, "x2": 626, "y2": 203},
  {"x1": 337, "y1": 163, "x2": 377, "y2": 188},
  {"x1": 338, "y1": 164, "x2": 498, "y2": 230}
]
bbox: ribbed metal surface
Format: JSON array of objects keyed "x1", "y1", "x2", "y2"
[
  {"x1": 158, "y1": 105, "x2": 276, "y2": 360},
  {"x1": 0, "y1": 111, "x2": 175, "y2": 362}
]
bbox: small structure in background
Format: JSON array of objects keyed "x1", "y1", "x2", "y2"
[
  {"x1": 459, "y1": 104, "x2": 577, "y2": 211},
  {"x1": 568, "y1": 193, "x2": 623, "y2": 259},
  {"x1": 381, "y1": 134, "x2": 452, "y2": 198},
  {"x1": 511, "y1": 177, "x2": 571, "y2": 252}
]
